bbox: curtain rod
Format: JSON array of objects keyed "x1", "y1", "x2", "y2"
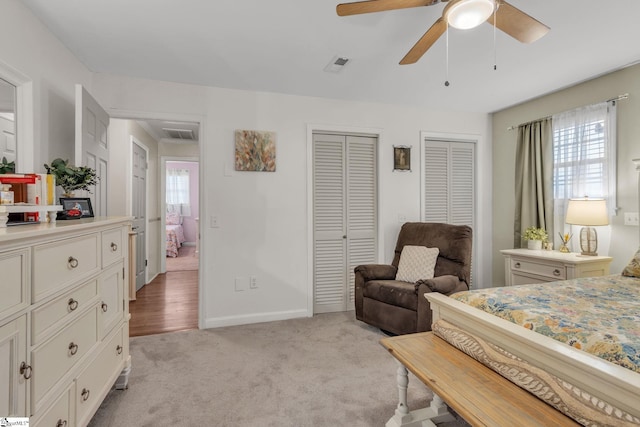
[{"x1": 506, "y1": 93, "x2": 629, "y2": 131}]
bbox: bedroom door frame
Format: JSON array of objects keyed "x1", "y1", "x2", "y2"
[
  {"x1": 160, "y1": 156, "x2": 200, "y2": 273},
  {"x1": 108, "y1": 108, "x2": 205, "y2": 330}
]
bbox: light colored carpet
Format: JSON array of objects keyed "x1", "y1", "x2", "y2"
[
  {"x1": 166, "y1": 245, "x2": 198, "y2": 271},
  {"x1": 89, "y1": 312, "x2": 470, "y2": 427}
]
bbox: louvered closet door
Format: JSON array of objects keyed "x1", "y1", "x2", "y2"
[
  {"x1": 423, "y1": 139, "x2": 475, "y2": 283},
  {"x1": 313, "y1": 133, "x2": 377, "y2": 313},
  {"x1": 345, "y1": 136, "x2": 377, "y2": 306}
]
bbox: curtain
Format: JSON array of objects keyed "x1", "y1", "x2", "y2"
[
  {"x1": 514, "y1": 118, "x2": 554, "y2": 248},
  {"x1": 552, "y1": 101, "x2": 616, "y2": 247},
  {"x1": 166, "y1": 168, "x2": 191, "y2": 216}
]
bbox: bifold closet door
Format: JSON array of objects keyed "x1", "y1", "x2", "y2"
[
  {"x1": 313, "y1": 133, "x2": 377, "y2": 314},
  {"x1": 423, "y1": 139, "x2": 475, "y2": 283}
]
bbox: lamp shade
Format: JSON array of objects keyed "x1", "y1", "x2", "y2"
[
  {"x1": 565, "y1": 198, "x2": 609, "y2": 226},
  {"x1": 444, "y1": 0, "x2": 496, "y2": 30}
]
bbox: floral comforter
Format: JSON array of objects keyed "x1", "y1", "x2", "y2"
[
  {"x1": 451, "y1": 275, "x2": 640, "y2": 373},
  {"x1": 166, "y1": 224, "x2": 185, "y2": 257}
]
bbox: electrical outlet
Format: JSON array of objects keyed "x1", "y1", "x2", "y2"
[
  {"x1": 211, "y1": 214, "x2": 220, "y2": 228},
  {"x1": 624, "y1": 212, "x2": 639, "y2": 226},
  {"x1": 398, "y1": 214, "x2": 407, "y2": 224},
  {"x1": 250, "y1": 276, "x2": 258, "y2": 289}
]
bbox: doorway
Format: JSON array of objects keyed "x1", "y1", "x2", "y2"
[{"x1": 110, "y1": 117, "x2": 202, "y2": 336}]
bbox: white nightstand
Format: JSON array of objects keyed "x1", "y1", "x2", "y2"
[{"x1": 501, "y1": 248, "x2": 613, "y2": 286}]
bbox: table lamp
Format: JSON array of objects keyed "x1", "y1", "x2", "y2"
[{"x1": 565, "y1": 197, "x2": 608, "y2": 256}]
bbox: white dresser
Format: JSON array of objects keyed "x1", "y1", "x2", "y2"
[
  {"x1": 501, "y1": 248, "x2": 613, "y2": 286},
  {"x1": 0, "y1": 217, "x2": 132, "y2": 426}
]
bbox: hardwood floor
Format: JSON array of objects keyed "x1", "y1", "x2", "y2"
[{"x1": 129, "y1": 270, "x2": 198, "y2": 337}]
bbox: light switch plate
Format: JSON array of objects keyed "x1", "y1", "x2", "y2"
[{"x1": 624, "y1": 212, "x2": 639, "y2": 226}]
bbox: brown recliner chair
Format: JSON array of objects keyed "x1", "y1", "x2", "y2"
[{"x1": 354, "y1": 222, "x2": 472, "y2": 335}]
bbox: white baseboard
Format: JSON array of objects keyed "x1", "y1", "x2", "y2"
[{"x1": 204, "y1": 309, "x2": 311, "y2": 329}]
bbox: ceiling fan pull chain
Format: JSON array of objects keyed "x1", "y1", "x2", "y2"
[
  {"x1": 445, "y1": 22, "x2": 450, "y2": 87},
  {"x1": 493, "y1": 2, "x2": 498, "y2": 70}
]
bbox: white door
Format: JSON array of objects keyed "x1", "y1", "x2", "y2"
[
  {"x1": 422, "y1": 138, "x2": 476, "y2": 283},
  {"x1": 132, "y1": 142, "x2": 147, "y2": 291},
  {"x1": 75, "y1": 84, "x2": 109, "y2": 216},
  {"x1": 313, "y1": 133, "x2": 377, "y2": 314}
]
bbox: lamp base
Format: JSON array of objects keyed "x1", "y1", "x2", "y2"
[{"x1": 579, "y1": 226, "x2": 598, "y2": 256}]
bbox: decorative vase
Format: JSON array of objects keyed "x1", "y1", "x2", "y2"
[
  {"x1": 559, "y1": 243, "x2": 570, "y2": 253},
  {"x1": 62, "y1": 192, "x2": 75, "y2": 198},
  {"x1": 527, "y1": 240, "x2": 542, "y2": 250}
]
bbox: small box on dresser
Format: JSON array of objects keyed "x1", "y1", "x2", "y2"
[
  {"x1": 501, "y1": 248, "x2": 613, "y2": 286},
  {"x1": 0, "y1": 217, "x2": 132, "y2": 427}
]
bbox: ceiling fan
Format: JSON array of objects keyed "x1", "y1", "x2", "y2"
[{"x1": 336, "y1": 0, "x2": 549, "y2": 65}]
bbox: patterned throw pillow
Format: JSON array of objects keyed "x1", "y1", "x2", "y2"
[
  {"x1": 395, "y1": 245, "x2": 439, "y2": 283},
  {"x1": 622, "y1": 248, "x2": 640, "y2": 278},
  {"x1": 166, "y1": 211, "x2": 181, "y2": 225}
]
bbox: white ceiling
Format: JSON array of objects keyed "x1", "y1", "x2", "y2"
[{"x1": 22, "y1": 0, "x2": 640, "y2": 113}]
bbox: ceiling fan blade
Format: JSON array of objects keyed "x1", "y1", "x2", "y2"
[
  {"x1": 400, "y1": 17, "x2": 446, "y2": 65},
  {"x1": 489, "y1": 0, "x2": 549, "y2": 44},
  {"x1": 337, "y1": 0, "x2": 439, "y2": 16}
]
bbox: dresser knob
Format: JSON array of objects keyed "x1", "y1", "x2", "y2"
[
  {"x1": 101, "y1": 302, "x2": 108, "y2": 312},
  {"x1": 68, "y1": 342, "x2": 79, "y2": 356},
  {"x1": 116, "y1": 345, "x2": 123, "y2": 355},
  {"x1": 56, "y1": 419, "x2": 68, "y2": 427},
  {"x1": 553, "y1": 269, "x2": 561, "y2": 276},
  {"x1": 68, "y1": 256, "x2": 79, "y2": 269},
  {"x1": 81, "y1": 388, "x2": 90, "y2": 402},
  {"x1": 19, "y1": 361, "x2": 32, "y2": 379},
  {"x1": 514, "y1": 262, "x2": 521, "y2": 268},
  {"x1": 68, "y1": 298, "x2": 79, "y2": 311},
  {"x1": 111, "y1": 242, "x2": 118, "y2": 252}
]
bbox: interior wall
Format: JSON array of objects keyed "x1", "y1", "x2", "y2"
[
  {"x1": 0, "y1": 0, "x2": 92, "y2": 171},
  {"x1": 492, "y1": 63, "x2": 640, "y2": 285},
  {"x1": 1, "y1": 1, "x2": 494, "y2": 328},
  {"x1": 93, "y1": 72, "x2": 493, "y2": 327}
]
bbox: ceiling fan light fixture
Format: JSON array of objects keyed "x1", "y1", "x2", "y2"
[{"x1": 445, "y1": 0, "x2": 495, "y2": 30}]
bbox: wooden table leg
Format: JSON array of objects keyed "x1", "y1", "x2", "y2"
[{"x1": 386, "y1": 361, "x2": 454, "y2": 427}]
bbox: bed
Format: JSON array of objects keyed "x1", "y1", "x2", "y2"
[
  {"x1": 425, "y1": 158, "x2": 640, "y2": 426},
  {"x1": 166, "y1": 211, "x2": 185, "y2": 257}
]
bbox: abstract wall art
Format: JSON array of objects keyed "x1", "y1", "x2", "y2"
[{"x1": 235, "y1": 130, "x2": 276, "y2": 172}]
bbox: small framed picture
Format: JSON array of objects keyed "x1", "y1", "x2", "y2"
[
  {"x1": 393, "y1": 146, "x2": 411, "y2": 172},
  {"x1": 60, "y1": 197, "x2": 94, "y2": 217}
]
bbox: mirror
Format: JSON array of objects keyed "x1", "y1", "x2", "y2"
[{"x1": 0, "y1": 77, "x2": 16, "y2": 172}]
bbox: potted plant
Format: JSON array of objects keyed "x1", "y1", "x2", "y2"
[
  {"x1": 523, "y1": 226, "x2": 548, "y2": 250},
  {"x1": 44, "y1": 158, "x2": 98, "y2": 197},
  {"x1": 0, "y1": 156, "x2": 15, "y2": 174}
]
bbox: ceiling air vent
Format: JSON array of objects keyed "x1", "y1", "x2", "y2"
[
  {"x1": 162, "y1": 128, "x2": 195, "y2": 140},
  {"x1": 324, "y1": 56, "x2": 350, "y2": 73}
]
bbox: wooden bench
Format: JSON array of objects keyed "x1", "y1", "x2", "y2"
[{"x1": 380, "y1": 332, "x2": 580, "y2": 427}]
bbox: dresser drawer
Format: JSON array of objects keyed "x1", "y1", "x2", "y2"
[
  {"x1": 0, "y1": 248, "x2": 29, "y2": 319},
  {"x1": 511, "y1": 258, "x2": 566, "y2": 281},
  {"x1": 100, "y1": 262, "x2": 124, "y2": 337},
  {"x1": 76, "y1": 327, "x2": 124, "y2": 426},
  {"x1": 102, "y1": 228, "x2": 123, "y2": 268},
  {"x1": 32, "y1": 307, "x2": 99, "y2": 410},
  {"x1": 32, "y1": 381, "x2": 74, "y2": 427},
  {"x1": 32, "y1": 279, "x2": 99, "y2": 345},
  {"x1": 33, "y1": 233, "x2": 100, "y2": 302}
]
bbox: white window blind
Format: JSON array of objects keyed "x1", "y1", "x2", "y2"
[{"x1": 552, "y1": 102, "x2": 617, "y2": 238}]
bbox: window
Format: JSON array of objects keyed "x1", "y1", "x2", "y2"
[
  {"x1": 166, "y1": 168, "x2": 191, "y2": 216},
  {"x1": 552, "y1": 102, "x2": 617, "y2": 216}
]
